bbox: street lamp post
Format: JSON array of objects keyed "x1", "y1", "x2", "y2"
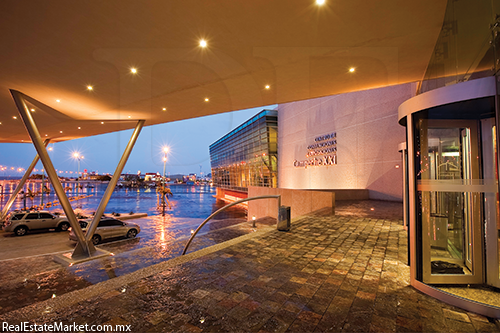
[
  {"x1": 162, "y1": 146, "x2": 169, "y2": 215},
  {"x1": 41, "y1": 168, "x2": 44, "y2": 207},
  {"x1": 73, "y1": 153, "x2": 84, "y2": 196}
]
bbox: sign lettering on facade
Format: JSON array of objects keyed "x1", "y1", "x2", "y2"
[{"x1": 293, "y1": 132, "x2": 337, "y2": 168}]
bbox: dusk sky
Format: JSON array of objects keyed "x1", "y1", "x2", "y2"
[{"x1": 0, "y1": 105, "x2": 275, "y2": 178}]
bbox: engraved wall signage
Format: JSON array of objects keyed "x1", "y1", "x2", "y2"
[{"x1": 293, "y1": 132, "x2": 337, "y2": 168}]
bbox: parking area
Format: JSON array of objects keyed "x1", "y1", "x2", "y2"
[{"x1": 0, "y1": 229, "x2": 74, "y2": 260}]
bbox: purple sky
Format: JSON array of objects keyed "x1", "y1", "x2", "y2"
[{"x1": 0, "y1": 106, "x2": 275, "y2": 177}]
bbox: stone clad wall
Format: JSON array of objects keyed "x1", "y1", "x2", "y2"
[
  {"x1": 278, "y1": 83, "x2": 416, "y2": 201},
  {"x1": 247, "y1": 186, "x2": 334, "y2": 220}
]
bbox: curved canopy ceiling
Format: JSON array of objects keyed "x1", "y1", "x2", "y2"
[{"x1": 0, "y1": 0, "x2": 447, "y2": 143}]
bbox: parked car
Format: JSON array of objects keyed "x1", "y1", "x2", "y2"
[
  {"x1": 2, "y1": 211, "x2": 70, "y2": 236},
  {"x1": 69, "y1": 217, "x2": 140, "y2": 245}
]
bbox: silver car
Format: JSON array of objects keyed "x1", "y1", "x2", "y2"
[
  {"x1": 69, "y1": 217, "x2": 140, "y2": 245},
  {"x1": 2, "y1": 211, "x2": 70, "y2": 236}
]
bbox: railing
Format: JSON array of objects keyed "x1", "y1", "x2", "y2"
[{"x1": 182, "y1": 195, "x2": 281, "y2": 255}]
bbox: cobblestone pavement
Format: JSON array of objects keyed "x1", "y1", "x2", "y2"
[
  {"x1": 2, "y1": 202, "x2": 499, "y2": 332},
  {"x1": 0, "y1": 217, "x2": 275, "y2": 313}
]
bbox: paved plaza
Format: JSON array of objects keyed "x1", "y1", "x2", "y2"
[{"x1": 1, "y1": 201, "x2": 500, "y2": 332}]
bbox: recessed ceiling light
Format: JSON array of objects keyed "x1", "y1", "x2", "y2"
[
  {"x1": 13, "y1": 116, "x2": 17, "y2": 119},
  {"x1": 130, "y1": 68, "x2": 137, "y2": 74},
  {"x1": 60, "y1": 131, "x2": 63, "y2": 133},
  {"x1": 199, "y1": 39, "x2": 207, "y2": 48},
  {"x1": 128, "y1": 116, "x2": 131, "y2": 119},
  {"x1": 87, "y1": 85, "x2": 93, "y2": 91},
  {"x1": 101, "y1": 122, "x2": 104, "y2": 124},
  {"x1": 45, "y1": 134, "x2": 48, "y2": 136},
  {"x1": 162, "y1": 107, "x2": 167, "y2": 111},
  {"x1": 349, "y1": 67, "x2": 355, "y2": 73},
  {"x1": 30, "y1": 108, "x2": 35, "y2": 112},
  {"x1": 316, "y1": 0, "x2": 325, "y2": 5},
  {"x1": 56, "y1": 99, "x2": 60, "y2": 103},
  {"x1": 204, "y1": 98, "x2": 209, "y2": 102},
  {"x1": 78, "y1": 127, "x2": 81, "y2": 129},
  {"x1": 265, "y1": 85, "x2": 270, "y2": 89}
]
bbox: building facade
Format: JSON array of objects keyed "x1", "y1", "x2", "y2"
[
  {"x1": 278, "y1": 83, "x2": 414, "y2": 201},
  {"x1": 209, "y1": 110, "x2": 278, "y2": 198}
]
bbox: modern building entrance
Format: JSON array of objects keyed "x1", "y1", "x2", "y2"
[
  {"x1": 415, "y1": 117, "x2": 498, "y2": 286},
  {"x1": 399, "y1": 76, "x2": 500, "y2": 316}
]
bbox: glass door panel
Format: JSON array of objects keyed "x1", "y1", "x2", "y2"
[
  {"x1": 482, "y1": 118, "x2": 500, "y2": 288},
  {"x1": 417, "y1": 119, "x2": 483, "y2": 284}
]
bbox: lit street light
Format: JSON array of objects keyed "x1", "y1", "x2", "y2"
[
  {"x1": 73, "y1": 152, "x2": 84, "y2": 195},
  {"x1": 161, "y1": 146, "x2": 169, "y2": 215}
]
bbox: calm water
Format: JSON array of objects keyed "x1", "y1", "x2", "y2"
[{"x1": 0, "y1": 180, "x2": 246, "y2": 220}]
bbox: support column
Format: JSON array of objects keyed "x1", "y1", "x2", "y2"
[
  {"x1": 84, "y1": 120, "x2": 145, "y2": 244},
  {"x1": 0, "y1": 139, "x2": 49, "y2": 221},
  {"x1": 10, "y1": 90, "x2": 93, "y2": 257}
]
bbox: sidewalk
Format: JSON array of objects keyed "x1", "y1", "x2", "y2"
[{"x1": 1, "y1": 201, "x2": 499, "y2": 332}]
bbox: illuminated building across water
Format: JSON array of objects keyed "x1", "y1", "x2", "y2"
[{"x1": 209, "y1": 110, "x2": 277, "y2": 198}]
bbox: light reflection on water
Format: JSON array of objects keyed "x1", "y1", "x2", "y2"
[
  {"x1": 0, "y1": 181, "x2": 246, "y2": 220},
  {"x1": 0, "y1": 180, "x2": 251, "y2": 289}
]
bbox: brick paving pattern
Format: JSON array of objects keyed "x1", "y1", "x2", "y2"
[{"x1": 3, "y1": 210, "x2": 498, "y2": 332}]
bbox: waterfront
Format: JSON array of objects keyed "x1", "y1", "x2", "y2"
[{"x1": 0, "y1": 180, "x2": 246, "y2": 220}]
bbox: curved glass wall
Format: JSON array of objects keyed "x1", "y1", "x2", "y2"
[
  {"x1": 419, "y1": 0, "x2": 500, "y2": 94},
  {"x1": 400, "y1": 78, "x2": 500, "y2": 316}
]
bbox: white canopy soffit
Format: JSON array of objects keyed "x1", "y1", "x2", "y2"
[{"x1": 0, "y1": 0, "x2": 447, "y2": 143}]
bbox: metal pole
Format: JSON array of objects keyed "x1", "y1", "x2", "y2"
[
  {"x1": 182, "y1": 195, "x2": 281, "y2": 255},
  {"x1": 77, "y1": 158, "x2": 80, "y2": 196},
  {"x1": 9, "y1": 90, "x2": 92, "y2": 257},
  {"x1": 41, "y1": 169, "x2": 44, "y2": 207},
  {"x1": 85, "y1": 120, "x2": 145, "y2": 243},
  {"x1": 0, "y1": 139, "x2": 49, "y2": 221}
]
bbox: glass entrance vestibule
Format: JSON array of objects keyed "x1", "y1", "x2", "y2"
[{"x1": 399, "y1": 76, "x2": 500, "y2": 318}]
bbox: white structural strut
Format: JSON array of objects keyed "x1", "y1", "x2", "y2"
[
  {"x1": 10, "y1": 90, "x2": 93, "y2": 257},
  {"x1": 0, "y1": 139, "x2": 49, "y2": 221},
  {"x1": 84, "y1": 120, "x2": 145, "y2": 244}
]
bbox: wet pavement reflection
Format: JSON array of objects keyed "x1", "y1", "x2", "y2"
[{"x1": 0, "y1": 214, "x2": 275, "y2": 313}]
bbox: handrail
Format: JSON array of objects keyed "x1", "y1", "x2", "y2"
[{"x1": 182, "y1": 195, "x2": 281, "y2": 255}]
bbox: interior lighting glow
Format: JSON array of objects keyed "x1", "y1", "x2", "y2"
[
  {"x1": 204, "y1": 98, "x2": 209, "y2": 102},
  {"x1": 13, "y1": 116, "x2": 17, "y2": 119},
  {"x1": 130, "y1": 68, "x2": 137, "y2": 74},
  {"x1": 349, "y1": 67, "x2": 355, "y2": 73},
  {"x1": 78, "y1": 127, "x2": 81, "y2": 129},
  {"x1": 162, "y1": 107, "x2": 167, "y2": 111},
  {"x1": 101, "y1": 122, "x2": 104, "y2": 124},
  {"x1": 30, "y1": 108, "x2": 35, "y2": 112},
  {"x1": 199, "y1": 39, "x2": 207, "y2": 48},
  {"x1": 87, "y1": 85, "x2": 93, "y2": 91},
  {"x1": 442, "y1": 152, "x2": 460, "y2": 157},
  {"x1": 60, "y1": 131, "x2": 63, "y2": 133},
  {"x1": 265, "y1": 85, "x2": 270, "y2": 89},
  {"x1": 56, "y1": 99, "x2": 60, "y2": 103},
  {"x1": 316, "y1": 0, "x2": 325, "y2": 5}
]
